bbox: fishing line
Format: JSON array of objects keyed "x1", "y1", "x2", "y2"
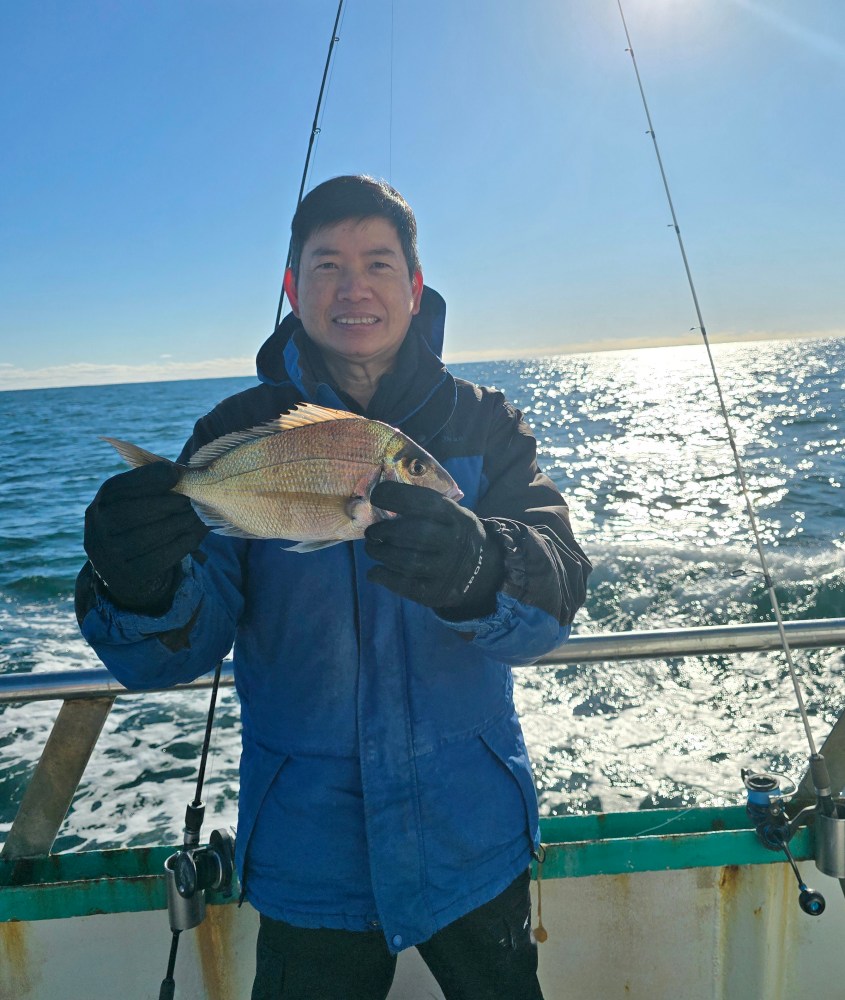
[
  {"x1": 614, "y1": 1, "x2": 823, "y2": 767},
  {"x1": 274, "y1": 0, "x2": 346, "y2": 331}
]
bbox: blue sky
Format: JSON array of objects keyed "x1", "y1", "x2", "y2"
[{"x1": 1, "y1": 0, "x2": 843, "y2": 390}]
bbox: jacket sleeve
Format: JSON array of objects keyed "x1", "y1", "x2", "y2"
[
  {"x1": 74, "y1": 411, "x2": 248, "y2": 691},
  {"x1": 436, "y1": 395, "x2": 591, "y2": 664}
]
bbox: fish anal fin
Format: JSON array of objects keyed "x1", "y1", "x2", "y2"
[
  {"x1": 189, "y1": 498, "x2": 255, "y2": 538},
  {"x1": 285, "y1": 538, "x2": 346, "y2": 553}
]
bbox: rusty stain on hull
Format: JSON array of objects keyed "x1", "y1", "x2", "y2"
[
  {"x1": 196, "y1": 903, "x2": 237, "y2": 1000},
  {"x1": 714, "y1": 860, "x2": 801, "y2": 1000},
  {"x1": 0, "y1": 921, "x2": 32, "y2": 999},
  {"x1": 718, "y1": 864, "x2": 741, "y2": 895}
]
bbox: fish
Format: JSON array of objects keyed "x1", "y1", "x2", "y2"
[{"x1": 103, "y1": 403, "x2": 464, "y2": 552}]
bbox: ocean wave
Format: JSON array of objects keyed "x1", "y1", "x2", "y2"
[
  {"x1": 0, "y1": 534, "x2": 41, "y2": 550},
  {"x1": 578, "y1": 538, "x2": 845, "y2": 635},
  {"x1": 1, "y1": 573, "x2": 77, "y2": 601}
]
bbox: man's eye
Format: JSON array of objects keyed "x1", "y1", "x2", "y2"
[
  {"x1": 315, "y1": 262, "x2": 338, "y2": 271},
  {"x1": 370, "y1": 261, "x2": 392, "y2": 270}
]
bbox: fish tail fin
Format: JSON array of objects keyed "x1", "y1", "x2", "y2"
[{"x1": 101, "y1": 436, "x2": 171, "y2": 469}]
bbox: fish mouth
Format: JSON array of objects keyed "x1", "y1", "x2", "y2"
[{"x1": 446, "y1": 485, "x2": 464, "y2": 501}]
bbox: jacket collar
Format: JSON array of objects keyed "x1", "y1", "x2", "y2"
[{"x1": 255, "y1": 286, "x2": 455, "y2": 445}]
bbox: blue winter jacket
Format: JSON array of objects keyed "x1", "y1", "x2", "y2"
[{"x1": 76, "y1": 287, "x2": 591, "y2": 952}]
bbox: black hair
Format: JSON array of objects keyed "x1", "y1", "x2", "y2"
[{"x1": 289, "y1": 175, "x2": 421, "y2": 280}]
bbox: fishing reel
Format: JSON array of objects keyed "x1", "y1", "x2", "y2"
[
  {"x1": 164, "y1": 801, "x2": 236, "y2": 933},
  {"x1": 742, "y1": 769, "x2": 825, "y2": 916}
]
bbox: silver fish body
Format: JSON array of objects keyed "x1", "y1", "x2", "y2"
[{"x1": 103, "y1": 403, "x2": 463, "y2": 552}]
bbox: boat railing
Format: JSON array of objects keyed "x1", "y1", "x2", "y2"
[
  {"x1": 3, "y1": 617, "x2": 845, "y2": 705},
  {"x1": 3, "y1": 618, "x2": 845, "y2": 861}
]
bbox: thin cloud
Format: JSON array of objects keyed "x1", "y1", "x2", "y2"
[
  {"x1": 0, "y1": 357, "x2": 255, "y2": 392},
  {"x1": 444, "y1": 328, "x2": 845, "y2": 364}
]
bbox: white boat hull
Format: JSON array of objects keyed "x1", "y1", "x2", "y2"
[{"x1": 2, "y1": 857, "x2": 841, "y2": 1000}]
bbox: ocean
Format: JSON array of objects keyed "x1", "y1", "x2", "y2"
[{"x1": 2, "y1": 337, "x2": 844, "y2": 852}]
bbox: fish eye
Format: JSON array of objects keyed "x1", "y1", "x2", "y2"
[{"x1": 407, "y1": 458, "x2": 427, "y2": 477}]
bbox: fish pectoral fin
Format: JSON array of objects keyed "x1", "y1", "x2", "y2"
[
  {"x1": 282, "y1": 496, "x2": 361, "y2": 551},
  {"x1": 345, "y1": 495, "x2": 374, "y2": 530}
]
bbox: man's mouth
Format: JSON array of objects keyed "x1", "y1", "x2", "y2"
[{"x1": 334, "y1": 316, "x2": 380, "y2": 327}]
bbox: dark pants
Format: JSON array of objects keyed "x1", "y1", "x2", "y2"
[{"x1": 251, "y1": 870, "x2": 544, "y2": 1000}]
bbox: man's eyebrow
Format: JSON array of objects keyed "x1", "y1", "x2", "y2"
[{"x1": 306, "y1": 246, "x2": 400, "y2": 258}]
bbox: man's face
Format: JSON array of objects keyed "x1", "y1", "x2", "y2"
[{"x1": 285, "y1": 217, "x2": 423, "y2": 374}]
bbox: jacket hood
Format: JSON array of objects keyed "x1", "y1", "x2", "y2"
[
  {"x1": 255, "y1": 284, "x2": 447, "y2": 388},
  {"x1": 253, "y1": 285, "x2": 455, "y2": 444}
]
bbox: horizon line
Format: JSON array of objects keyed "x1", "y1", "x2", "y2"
[{"x1": 1, "y1": 329, "x2": 841, "y2": 393}]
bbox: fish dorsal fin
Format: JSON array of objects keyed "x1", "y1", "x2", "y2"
[{"x1": 187, "y1": 404, "x2": 362, "y2": 468}]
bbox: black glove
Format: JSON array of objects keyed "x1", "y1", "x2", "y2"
[
  {"x1": 83, "y1": 462, "x2": 208, "y2": 613},
  {"x1": 365, "y1": 480, "x2": 504, "y2": 619}
]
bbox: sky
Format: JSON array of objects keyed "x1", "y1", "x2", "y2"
[{"x1": 1, "y1": 0, "x2": 843, "y2": 390}]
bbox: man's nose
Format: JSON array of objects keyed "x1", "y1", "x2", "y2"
[{"x1": 337, "y1": 270, "x2": 372, "y2": 300}]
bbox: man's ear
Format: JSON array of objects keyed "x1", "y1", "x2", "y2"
[
  {"x1": 411, "y1": 271, "x2": 424, "y2": 315},
  {"x1": 284, "y1": 268, "x2": 300, "y2": 316}
]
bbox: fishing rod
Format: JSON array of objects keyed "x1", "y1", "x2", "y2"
[
  {"x1": 273, "y1": 0, "x2": 346, "y2": 331},
  {"x1": 157, "y1": 5, "x2": 346, "y2": 996},
  {"x1": 158, "y1": 660, "x2": 235, "y2": 1000},
  {"x1": 615, "y1": 0, "x2": 844, "y2": 911}
]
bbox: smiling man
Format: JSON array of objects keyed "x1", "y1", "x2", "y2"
[
  {"x1": 76, "y1": 175, "x2": 592, "y2": 999},
  {"x1": 284, "y1": 214, "x2": 423, "y2": 406}
]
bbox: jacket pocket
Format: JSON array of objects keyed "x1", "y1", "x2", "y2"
[
  {"x1": 415, "y1": 712, "x2": 539, "y2": 897},
  {"x1": 235, "y1": 743, "x2": 290, "y2": 887},
  {"x1": 479, "y1": 712, "x2": 540, "y2": 852}
]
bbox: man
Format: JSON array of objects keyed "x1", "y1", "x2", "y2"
[{"x1": 77, "y1": 175, "x2": 591, "y2": 999}]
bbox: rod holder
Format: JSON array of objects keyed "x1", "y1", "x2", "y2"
[
  {"x1": 164, "y1": 853, "x2": 206, "y2": 932},
  {"x1": 815, "y1": 797, "x2": 845, "y2": 879}
]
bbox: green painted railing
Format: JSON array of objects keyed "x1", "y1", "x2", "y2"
[{"x1": 0, "y1": 806, "x2": 812, "y2": 924}]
